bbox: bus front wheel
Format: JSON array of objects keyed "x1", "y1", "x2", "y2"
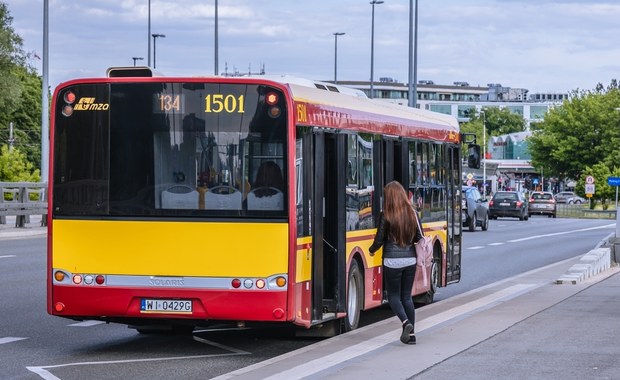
[{"x1": 343, "y1": 260, "x2": 363, "y2": 332}]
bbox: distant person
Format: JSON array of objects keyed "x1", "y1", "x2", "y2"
[
  {"x1": 369, "y1": 181, "x2": 421, "y2": 345},
  {"x1": 252, "y1": 161, "x2": 283, "y2": 197}
]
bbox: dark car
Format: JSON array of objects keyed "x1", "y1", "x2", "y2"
[
  {"x1": 461, "y1": 186, "x2": 489, "y2": 231},
  {"x1": 529, "y1": 191, "x2": 556, "y2": 218},
  {"x1": 489, "y1": 191, "x2": 529, "y2": 221}
]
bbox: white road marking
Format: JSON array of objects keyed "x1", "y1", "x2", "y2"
[
  {"x1": 0, "y1": 337, "x2": 27, "y2": 345},
  {"x1": 468, "y1": 246, "x2": 485, "y2": 250},
  {"x1": 488, "y1": 242, "x2": 504, "y2": 246},
  {"x1": 254, "y1": 284, "x2": 539, "y2": 380},
  {"x1": 68, "y1": 320, "x2": 105, "y2": 327},
  {"x1": 26, "y1": 337, "x2": 250, "y2": 379},
  {"x1": 508, "y1": 224, "x2": 614, "y2": 243},
  {"x1": 0, "y1": 255, "x2": 16, "y2": 259}
]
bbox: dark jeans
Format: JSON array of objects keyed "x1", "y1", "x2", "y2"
[{"x1": 384, "y1": 264, "x2": 416, "y2": 327}]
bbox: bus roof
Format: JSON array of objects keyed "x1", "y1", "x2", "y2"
[
  {"x1": 66, "y1": 68, "x2": 461, "y2": 144},
  {"x1": 286, "y1": 82, "x2": 460, "y2": 143}
]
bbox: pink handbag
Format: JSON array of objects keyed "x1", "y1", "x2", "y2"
[{"x1": 414, "y1": 214, "x2": 433, "y2": 286}]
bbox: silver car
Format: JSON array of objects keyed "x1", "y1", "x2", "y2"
[
  {"x1": 529, "y1": 191, "x2": 556, "y2": 218},
  {"x1": 461, "y1": 186, "x2": 490, "y2": 232},
  {"x1": 554, "y1": 191, "x2": 586, "y2": 204}
]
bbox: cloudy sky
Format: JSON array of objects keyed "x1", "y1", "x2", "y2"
[{"x1": 4, "y1": 0, "x2": 620, "y2": 93}]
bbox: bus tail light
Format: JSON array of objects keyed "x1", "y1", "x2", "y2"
[
  {"x1": 54, "y1": 271, "x2": 66, "y2": 282},
  {"x1": 54, "y1": 302, "x2": 65, "y2": 312},
  {"x1": 64, "y1": 91, "x2": 76, "y2": 104},
  {"x1": 95, "y1": 275, "x2": 105, "y2": 285},
  {"x1": 72, "y1": 274, "x2": 83, "y2": 284},
  {"x1": 265, "y1": 92, "x2": 278, "y2": 105},
  {"x1": 275, "y1": 276, "x2": 287, "y2": 288},
  {"x1": 231, "y1": 279, "x2": 241, "y2": 288},
  {"x1": 268, "y1": 106, "x2": 281, "y2": 118},
  {"x1": 62, "y1": 105, "x2": 74, "y2": 117},
  {"x1": 255, "y1": 279, "x2": 266, "y2": 289}
]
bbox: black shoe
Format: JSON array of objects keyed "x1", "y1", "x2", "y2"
[
  {"x1": 408, "y1": 334, "x2": 416, "y2": 345},
  {"x1": 400, "y1": 323, "x2": 414, "y2": 344}
]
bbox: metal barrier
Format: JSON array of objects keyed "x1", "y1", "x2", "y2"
[
  {"x1": 0, "y1": 182, "x2": 48, "y2": 227},
  {"x1": 556, "y1": 203, "x2": 616, "y2": 219}
]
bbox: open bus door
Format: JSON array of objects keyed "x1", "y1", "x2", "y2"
[
  {"x1": 300, "y1": 130, "x2": 346, "y2": 335},
  {"x1": 446, "y1": 146, "x2": 462, "y2": 283}
]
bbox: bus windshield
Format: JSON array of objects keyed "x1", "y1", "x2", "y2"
[{"x1": 53, "y1": 82, "x2": 288, "y2": 218}]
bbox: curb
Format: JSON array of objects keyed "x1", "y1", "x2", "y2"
[{"x1": 556, "y1": 247, "x2": 612, "y2": 284}]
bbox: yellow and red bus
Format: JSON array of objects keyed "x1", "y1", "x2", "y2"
[{"x1": 47, "y1": 67, "x2": 478, "y2": 335}]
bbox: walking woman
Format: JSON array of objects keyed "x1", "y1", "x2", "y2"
[{"x1": 369, "y1": 181, "x2": 421, "y2": 345}]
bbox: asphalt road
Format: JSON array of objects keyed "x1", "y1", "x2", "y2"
[{"x1": 0, "y1": 217, "x2": 614, "y2": 379}]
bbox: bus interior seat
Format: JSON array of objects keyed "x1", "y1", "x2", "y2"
[
  {"x1": 247, "y1": 188, "x2": 284, "y2": 210},
  {"x1": 161, "y1": 185, "x2": 199, "y2": 209},
  {"x1": 204, "y1": 186, "x2": 243, "y2": 210}
]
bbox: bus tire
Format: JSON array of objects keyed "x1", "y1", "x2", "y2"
[
  {"x1": 415, "y1": 259, "x2": 438, "y2": 306},
  {"x1": 343, "y1": 260, "x2": 363, "y2": 332}
]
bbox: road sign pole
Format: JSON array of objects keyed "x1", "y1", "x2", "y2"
[{"x1": 607, "y1": 177, "x2": 620, "y2": 239}]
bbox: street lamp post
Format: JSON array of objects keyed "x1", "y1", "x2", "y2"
[
  {"x1": 147, "y1": 0, "x2": 151, "y2": 67},
  {"x1": 407, "y1": 0, "x2": 418, "y2": 108},
  {"x1": 481, "y1": 110, "x2": 487, "y2": 197},
  {"x1": 132, "y1": 57, "x2": 144, "y2": 66},
  {"x1": 214, "y1": 0, "x2": 218, "y2": 75},
  {"x1": 369, "y1": 0, "x2": 383, "y2": 99},
  {"x1": 152, "y1": 33, "x2": 166, "y2": 69},
  {"x1": 333, "y1": 32, "x2": 345, "y2": 84},
  {"x1": 41, "y1": 0, "x2": 49, "y2": 182}
]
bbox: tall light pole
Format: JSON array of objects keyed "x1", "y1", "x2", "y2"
[
  {"x1": 152, "y1": 33, "x2": 165, "y2": 69},
  {"x1": 369, "y1": 0, "x2": 383, "y2": 99},
  {"x1": 333, "y1": 32, "x2": 345, "y2": 84},
  {"x1": 41, "y1": 0, "x2": 49, "y2": 182},
  {"x1": 481, "y1": 110, "x2": 487, "y2": 197},
  {"x1": 408, "y1": 0, "x2": 418, "y2": 108},
  {"x1": 147, "y1": 0, "x2": 151, "y2": 67},
  {"x1": 132, "y1": 57, "x2": 144, "y2": 66},
  {"x1": 214, "y1": 0, "x2": 219, "y2": 75}
]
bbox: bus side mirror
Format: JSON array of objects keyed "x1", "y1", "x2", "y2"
[{"x1": 467, "y1": 144, "x2": 481, "y2": 169}]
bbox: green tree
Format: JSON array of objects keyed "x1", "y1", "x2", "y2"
[
  {"x1": 3, "y1": 66, "x2": 43, "y2": 165},
  {"x1": 460, "y1": 107, "x2": 527, "y2": 157},
  {"x1": 0, "y1": 2, "x2": 41, "y2": 171},
  {"x1": 0, "y1": 145, "x2": 40, "y2": 182},
  {"x1": 528, "y1": 83, "x2": 620, "y2": 181},
  {"x1": 577, "y1": 164, "x2": 620, "y2": 210},
  {"x1": 0, "y1": 2, "x2": 27, "y2": 118}
]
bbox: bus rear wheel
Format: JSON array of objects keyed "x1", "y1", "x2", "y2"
[
  {"x1": 414, "y1": 260, "x2": 438, "y2": 306},
  {"x1": 343, "y1": 260, "x2": 363, "y2": 332}
]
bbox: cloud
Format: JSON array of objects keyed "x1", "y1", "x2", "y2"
[{"x1": 5, "y1": 0, "x2": 620, "y2": 92}]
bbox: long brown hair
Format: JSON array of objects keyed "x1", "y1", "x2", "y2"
[{"x1": 383, "y1": 181, "x2": 417, "y2": 247}]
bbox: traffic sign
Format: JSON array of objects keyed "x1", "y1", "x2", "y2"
[
  {"x1": 607, "y1": 176, "x2": 620, "y2": 186},
  {"x1": 585, "y1": 184, "x2": 595, "y2": 194},
  {"x1": 585, "y1": 175, "x2": 595, "y2": 185}
]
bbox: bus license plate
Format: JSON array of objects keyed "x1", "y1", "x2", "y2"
[{"x1": 140, "y1": 299, "x2": 192, "y2": 314}]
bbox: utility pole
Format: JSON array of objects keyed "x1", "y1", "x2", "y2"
[{"x1": 9, "y1": 122, "x2": 14, "y2": 151}]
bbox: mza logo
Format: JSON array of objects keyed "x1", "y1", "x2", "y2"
[{"x1": 74, "y1": 97, "x2": 109, "y2": 111}]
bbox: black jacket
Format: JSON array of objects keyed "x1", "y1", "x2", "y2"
[{"x1": 368, "y1": 212, "x2": 422, "y2": 258}]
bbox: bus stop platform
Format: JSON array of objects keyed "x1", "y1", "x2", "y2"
[{"x1": 215, "y1": 256, "x2": 620, "y2": 380}]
